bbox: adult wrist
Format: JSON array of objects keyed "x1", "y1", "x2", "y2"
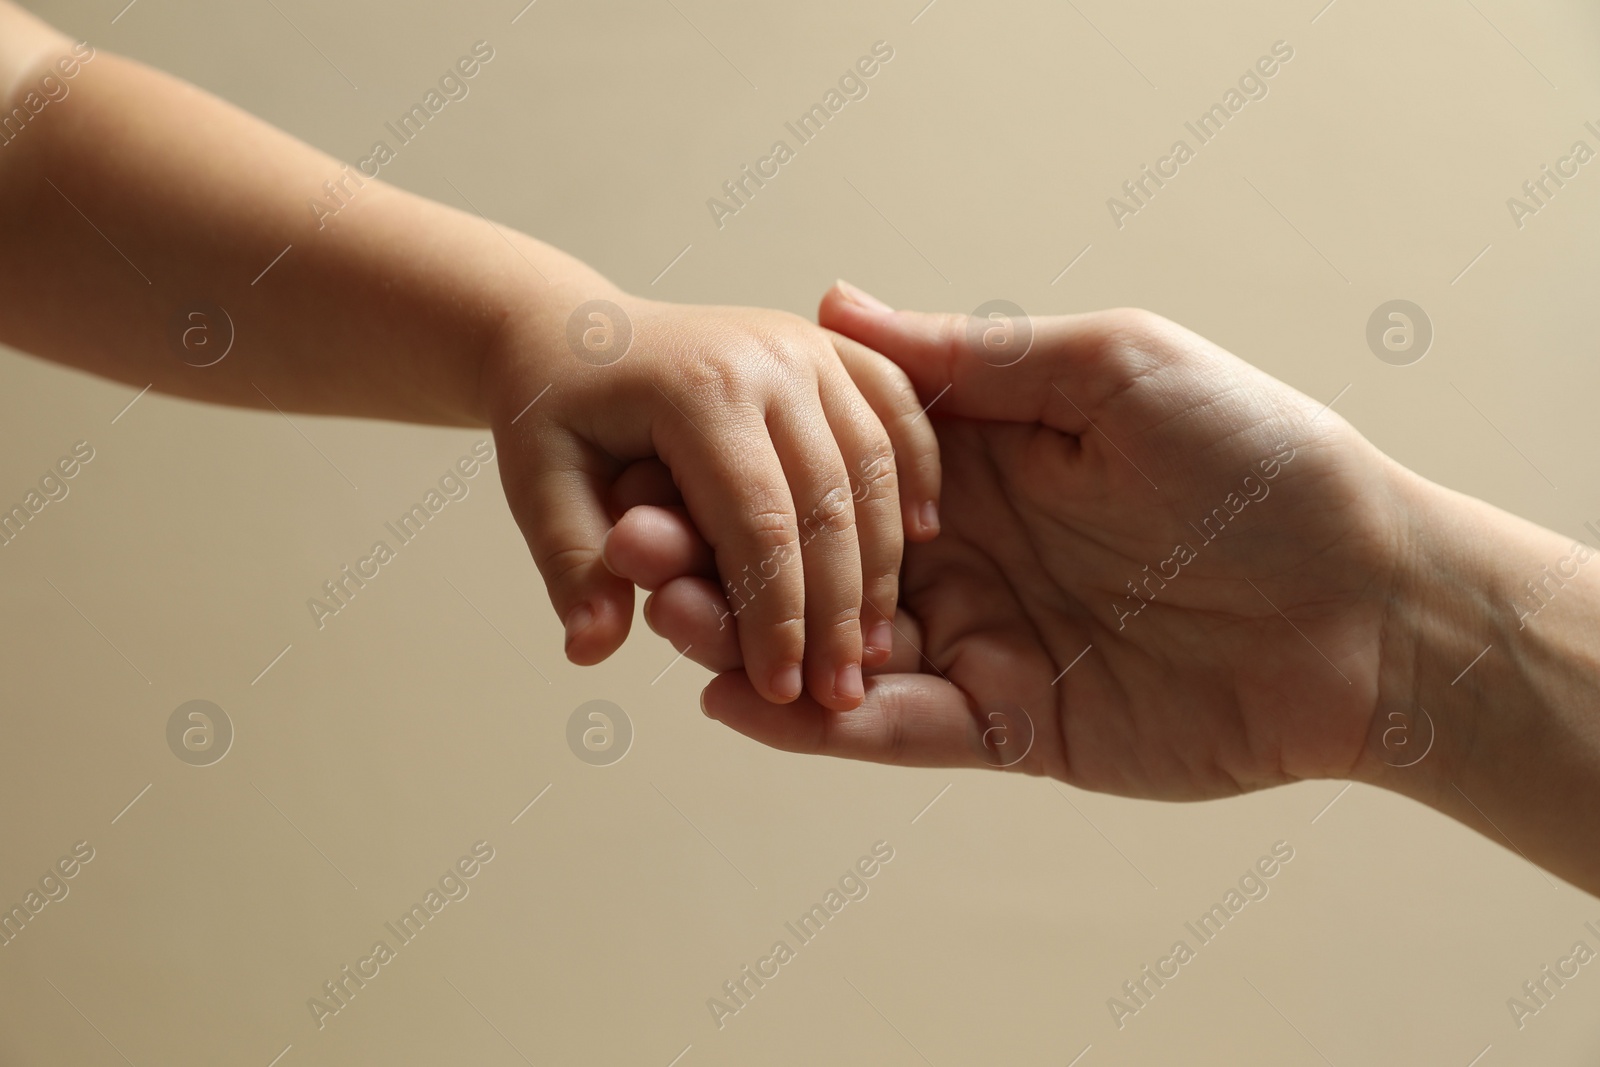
[
  {"x1": 1359, "y1": 463, "x2": 1600, "y2": 890},
  {"x1": 1355, "y1": 465, "x2": 1499, "y2": 805}
]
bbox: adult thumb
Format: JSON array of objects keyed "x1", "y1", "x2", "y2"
[
  {"x1": 819, "y1": 281, "x2": 971, "y2": 399},
  {"x1": 819, "y1": 281, "x2": 1121, "y2": 425}
]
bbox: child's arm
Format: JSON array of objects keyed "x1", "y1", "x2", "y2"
[
  {"x1": 0, "y1": 3, "x2": 942, "y2": 710},
  {"x1": 0, "y1": 7, "x2": 543, "y2": 425}
]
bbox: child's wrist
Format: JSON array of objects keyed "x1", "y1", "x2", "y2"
[{"x1": 472, "y1": 266, "x2": 635, "y2": 429}]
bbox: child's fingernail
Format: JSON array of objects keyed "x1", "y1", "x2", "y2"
[
  {"x1": 700, "y1": 688, "x2": 716, "y2": 718},
  {"x1": 564, "y1": 604, "x2": 594, "y2": 647},
  {"x1": 866, "y1": 619, "x2": 893, "y2": 657},
  {"x1": 835, "y1": 279, "x2": 893, "y2": 314},
  {"x1": 919, "y1": 500, "x2": 940, "y2": 535},
  {"x1": 773, "y1": 664, "x2": 803, "y2": 701},
  {"x1": 599, "y1": 528, "x2": 620, "y2": 574},
  {"x1": 835, "y1": 663, "x2": 864, "y2": 702}
]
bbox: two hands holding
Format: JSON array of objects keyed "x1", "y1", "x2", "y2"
[
  {"x1": 517, "y1": 278, "x2": 1600, "y2": 897},
  {"x1": 555, "y1": 284, "x2": 1600, "y2": 899},
  {"x1": 3, "y1": 5, "x2": 1598, "y2": 896},
  {"x1": 566, "y1": 284, "x2": 1382, "y2": 790}
]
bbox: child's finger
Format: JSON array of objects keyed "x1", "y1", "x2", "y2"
[
  {"x1": 656, "y1": 410, "x2": 808, "y2": 705},
  {"x1": 497, "y1": 431, "x2": 635, "y2": 665},
  {"x1": 767, "y1": 396, "x2": 867, "y2": 711},
  {"x1": 600, "y1": 504, "x2": 715, "y2": 590},
  {"x1": 642, "y1": 576, "x2": 743, "y2": 674},
  {"x1": 829, "y1": 330, "x2": 942, "y2": 542},
  {"x1": 815, "y1": 368, "x2": 902, "y2": 669}
]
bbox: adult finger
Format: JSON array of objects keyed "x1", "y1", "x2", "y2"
[
  {"x1": 601, "y1": 504, "x2": 715, "y2": 591},
  {"x1": 606, "y1": 458, "x2": 681, "y2": 520},
  {"x1": 642, "y1": 566, "x2": 928, "y2": 679},
  {"x1": 643, "y1": 576, "x2": 743, "y2": 674},
  {"x1": 702, "y1": 670, "x2": 991, "y2": 770},
  {"x1": 616, "y1": 503, "x2": 926, "y2": 677}
]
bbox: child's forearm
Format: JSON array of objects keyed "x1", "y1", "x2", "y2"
[{"x1": 0, "y1": 20, "x2": 612, "y2": 426}]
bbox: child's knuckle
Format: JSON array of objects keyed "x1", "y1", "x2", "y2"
[
  {"x1": 802, "y1": 485, "x2": 856, "y2": 540},
  {"x1": 852, "y1": 444, "x2": 899, "y2": 502}
]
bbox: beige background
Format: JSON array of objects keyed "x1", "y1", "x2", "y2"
[{"x1": 4, "y1": 0, "x2": 1600, "y2": 1063}]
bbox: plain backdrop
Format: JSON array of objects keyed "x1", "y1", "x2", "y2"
[{"x1": 3, "y1": 0, "x2": 1599, "y2": 1063}]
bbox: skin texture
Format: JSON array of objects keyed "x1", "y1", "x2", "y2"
[
  {"x1": 615, "y1": 284, "x2": 1600, "y2": 896},
  {"x1": 0, "y1": 2, "x2": 941, "y2": 709}
]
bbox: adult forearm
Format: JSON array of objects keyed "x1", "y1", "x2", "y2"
[
  {"x1": 0, "y1": 25, "x2": 615, "y2": 426},
  {"x1": 1363, "y1": 466, "x2": 1600, "y2": 894}
]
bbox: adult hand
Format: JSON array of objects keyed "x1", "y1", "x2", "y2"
[{"x1": 608, "y1": 284, "x2": 1414, "y2": 800}]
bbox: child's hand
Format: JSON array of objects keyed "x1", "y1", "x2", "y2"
[
  {"x1": 0, "y1": 6, "x2": 932, "y2": 715},
  {"x1": 479, "y1": 287, "x2": 940, "y2": 711}
]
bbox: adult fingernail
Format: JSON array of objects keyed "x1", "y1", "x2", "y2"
[
  {"x1": 835, "y1": 279, "x2": 893, "y2": 314},
  {"x1": 773, "y1": 664, "x2": 803, "y2": 701},
  {"x1": 835, "y1": 663, "x2": 864, "y2": 702},
  {"x1": 564, "y1": 604, "x2": 594, "y2": 648},
  {"x1": 700, "y1": 688, "x2": 716, "y2": 719},
  {"x1": 866, "y1": 619, "x2": 893, "y2": 657},
  {"x1": 919, "y1": 500, "x2": 940, "y2": 536}
]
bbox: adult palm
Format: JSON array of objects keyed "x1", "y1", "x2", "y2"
[{"x1": 615, "y1": 289, "x2": 1411, "y2": 801}]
